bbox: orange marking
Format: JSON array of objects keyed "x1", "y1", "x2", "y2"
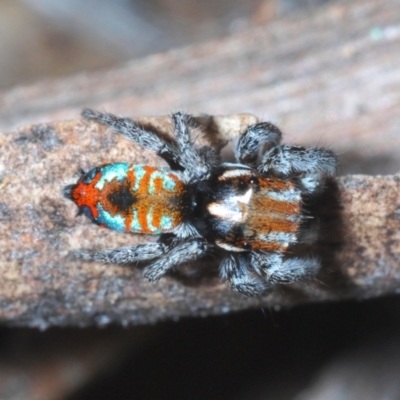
[
  {"x1": 242, "y1": 177, "x2": 301, "y2": 251},
  {"x1": 250, "y1": 241, "x2": 282, "y2": 252},
  {"x1": 248, "y1": 177, "x2": 301, "y2": 237},
  {"x1": 71, "y1": 171, "x2": 103, "y2": 218},
  {"x1": 258, "y1": 178, "x2": 295, "y2": 191}
]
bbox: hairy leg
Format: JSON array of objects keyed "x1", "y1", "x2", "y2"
[
  {"x1": 249, "y1": 251, "x2": 320, "y2": 284},
  {"x1": 235, "y1": 122, "x2": 282, "y2": 165},
  {"x1": 143, "y1": 238, "x2": 209, "y2": 281},
  {"x1": 258, "y1": 145, "x2": 337, "y2": 192},
  {"x1": 77, "y1": 243, "x2": 167, "y2": 265},
  {"x1": 82, "y1": 109, "x2": 183, "y2": 170},
  {"x1": 220, "y1": 254, "x2": 267, "y2": 296},
  {"x1": 171, "y1": 112, "x2": 215, "y2": 179}
]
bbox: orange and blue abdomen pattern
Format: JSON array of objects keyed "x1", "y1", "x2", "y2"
[{"x1": 70, "y1": 163, "x2": 185, "y2": 234}]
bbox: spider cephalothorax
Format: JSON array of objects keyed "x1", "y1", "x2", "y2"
[{"x1": 63, "y1": 109, "x2": 337, "y2": 296}]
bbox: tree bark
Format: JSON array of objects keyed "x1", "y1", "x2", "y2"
[{"x1": 0, "y1": 0, "x2": 399, "y2": 327}]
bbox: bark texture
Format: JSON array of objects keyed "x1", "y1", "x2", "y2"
[
  {"x1": 0, "y1": 115, "x2": 399, "y2": 327},
  {"x1": 0, "y1": 0, "x2": 399, "y2": 327}
]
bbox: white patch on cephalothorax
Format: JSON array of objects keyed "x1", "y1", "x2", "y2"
[
  {"x1": 232, "y1": 188, "x2": 253, "y2": 205},
  {"x1": 218, "y1": 169, "x2": 253, "y2": 180},
  {"x1": 208, "y1": 188, "x2": 253, "y2": 223},
  {"x1": 215, "y1": 240, "x2": 246, "y2": 252},
  {"x1": 208, "y1": 202, "x2": 242, "y2": 222}
]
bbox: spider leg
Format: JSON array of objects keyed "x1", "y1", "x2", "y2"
[
  {"x1": 171, "y1": 112, "x2": 216, "y2": 179},
  {"x1": 258, "y1": 145, "x2": 337, "y2": 192},
  {"x1": 220, "y1": 254, "x2": 268, "y2": 296},
  {"x1": 77, "y1": 243, "x2": 167, "y2": 265},
  {"x1": 235, "y1": 122, "x2": 282, "y2": 165},
  {"x1": 143, "y1": 238, "x2": 209, "y2": 281},
  {"x1": 197, "y1": 145, "x2": 221, "y2": 171},
  {"x1": 82, "y1": 109, "x2": 183, "y2": 170},
  {"x1": 250, "y1": 251, "x2": 320, "y2": 284}
]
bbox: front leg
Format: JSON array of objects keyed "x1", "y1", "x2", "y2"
[
  {"x1": 171, "y1": 112, "x2": 215, "y2": 180},
  {"x1": 258, "y1": 145, "x2": 337, "y2": 192},
  {"x1": 235, "y1": 122, "x2": 282, "y2": 165},
  {"x1": 82, "y1": 109, "x2": 183, "y2": 171}
]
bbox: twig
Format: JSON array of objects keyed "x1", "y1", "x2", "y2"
[{"x1": 0, "y1": 116, "x2": 399, "y2": 328}]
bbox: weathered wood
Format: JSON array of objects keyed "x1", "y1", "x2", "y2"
[
  {"x1": 0, "y1": 0, "x2": 399, "y2": 327},
  {"x1": 0, "y1": 114, "x2": 399, "y2": 328}
]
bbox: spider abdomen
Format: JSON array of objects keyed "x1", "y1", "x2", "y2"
[{"x1": 65, "y1": 163, "x2": 185, "y2": 234}]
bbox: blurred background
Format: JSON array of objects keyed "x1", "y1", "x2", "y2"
[
  {"x1": 1, "y1": 1, "x2": 400, "y2": 399},
  {"x1": 0, "y1": 0, "x2": 332, "y2": 90}
]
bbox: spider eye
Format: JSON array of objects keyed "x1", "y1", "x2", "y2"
[
  {"x1": 242, "y1": 242, "x2": 252, "y2": 251},
  {"x1": 249, "y1": 177, "x2": 259, "y2": 185},
  {"x1": 237, "y1": 179, "x2": 248, "y2": 192}
]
